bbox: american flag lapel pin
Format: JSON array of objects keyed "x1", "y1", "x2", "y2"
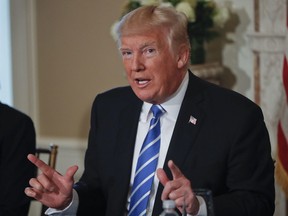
[{"x1": 188, "y1": 115, "x2": 197, "y2": 125}]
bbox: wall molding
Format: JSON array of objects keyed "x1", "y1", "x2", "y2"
[
  {"x1": 247, "y1": 32, "x2": 286, "y2": 53},
  {"x1": 37, "y1": 136, "x2": 87, "y2": 150},
  {"x1": 37, "y1": 136, "x2": 87, "y2": 181},
  {"x1": 10, "y1": 0, "x2": 38, "y2": 124}
]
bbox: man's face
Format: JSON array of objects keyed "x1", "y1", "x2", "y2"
[{"x1": 120, "y1": 30, "x2": 187, "y2": 104}]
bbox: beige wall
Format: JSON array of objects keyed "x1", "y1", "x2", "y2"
[{"x1": 36, "y1": 1, "x2": 128, "y2": 139}]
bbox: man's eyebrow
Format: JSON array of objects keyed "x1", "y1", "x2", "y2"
[
  {"x1": 140, "y1": 41, "x2": 157, "y2": 49},
  {"x1": 119, "y1": 41, "x2": 157, "y2": 51},
  {"x1": 119, "y1": 47, "x2": 130, "y2": 51}
]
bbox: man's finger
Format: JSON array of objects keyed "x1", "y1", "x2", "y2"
[
  {"x1": 24, "y1": 187, "x2": 37, "y2": 198},
  {"x1": 156, "y1": 168, "x2": 169, "y2": 186},
  {"x1": 27, "y1": 154, "x2": 53, "y2": 175},
  {"x1": 157, "y1": 168, "x2": 171, "y2": 200},
  {"x1": 168, "y1": 160, "x2": 184, "y2": 179}
]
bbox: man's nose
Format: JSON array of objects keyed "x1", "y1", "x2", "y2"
[{"x1": 131, "y1": 55, "x2": 145, "y2": 72}]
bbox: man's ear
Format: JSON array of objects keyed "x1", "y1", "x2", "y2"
[{"x1": 177, "y1": 45, "x2": 190, "y2": 68}]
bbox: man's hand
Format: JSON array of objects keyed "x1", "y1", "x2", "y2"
[
  {"x1": 24, "y1": 154, "x2": 78, "y2": 210},
  {"x1": 157, "y1": 160, "x2": 199, "y2": 215}
]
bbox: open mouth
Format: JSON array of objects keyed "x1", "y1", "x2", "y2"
[{"x1": 136, "y1": 79, "x2": 150, "y2": 85}]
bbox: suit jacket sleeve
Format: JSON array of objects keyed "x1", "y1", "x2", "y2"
[
  {"x1": 74, "y1": 87, "x2": 141, "y2": 216},
  {"x1": 74, "y1": 96, "x2": 107, "y2": 215},
  {"x1": 212, "y1": 104, "x2": 275, "y2": 216}
]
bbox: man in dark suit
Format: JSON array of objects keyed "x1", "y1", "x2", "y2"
[
  {"x1": 0, "y1": 102, "x2": 36, "y2": 215},
  {"x1": 25, "y1": 5, "x2": 275, "y2": 216}
]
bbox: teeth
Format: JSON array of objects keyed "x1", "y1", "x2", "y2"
[{"x1": 138, "y1": 80, "x2": 148, "y2": 85}]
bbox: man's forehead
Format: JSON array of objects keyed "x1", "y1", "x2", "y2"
[{"x1": 120, "y1": 36, "x2": 160, "y2": 49}]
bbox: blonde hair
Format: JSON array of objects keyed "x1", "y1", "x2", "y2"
[{"x1": 116, "y1": 5, "x2": 190, "y2": 53}]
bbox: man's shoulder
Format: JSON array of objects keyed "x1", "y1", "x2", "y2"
[
  {"x1": 0, "y1": 102, "x2": 34, "y2": 132},
  {"x1": 0, "y1": 103, "x2": 32, "y2": 122},
  {"x1": 190, "y1": 74, "x2": 258, "y2": 109},
  {"x1": 100, "y1": 86, "x2": 134, "y2": 97},
  {"x1": 188, "y1": 74, "x2": 261, "y2": 116}
]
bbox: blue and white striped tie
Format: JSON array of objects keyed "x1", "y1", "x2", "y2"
[{"x1": 128, "y1": 104, "x2": 166, "y2": 216}]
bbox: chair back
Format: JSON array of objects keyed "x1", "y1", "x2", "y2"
[{"x1": 35, "y1": 144, "x2": 58, "y2": 169}]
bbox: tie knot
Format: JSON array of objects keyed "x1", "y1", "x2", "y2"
[{"x1": 151, "y1": 105, "x2": 165, "y2": 119}]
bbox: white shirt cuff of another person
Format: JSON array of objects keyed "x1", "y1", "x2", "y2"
[{"x1": 45, "y1": 189, "x2": 78, "y2": 215}]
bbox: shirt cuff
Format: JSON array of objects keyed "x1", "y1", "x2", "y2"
[
  {"x1": 45, "y1": 189, "x2": 79, "y2": 215},
  {"x1": 187, "y1": 195, "x2": 207, "y2": 216}
]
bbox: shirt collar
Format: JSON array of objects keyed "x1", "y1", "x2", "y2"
[{"x1": 140, "y1": 71, "x2": 189, "y2": 123}]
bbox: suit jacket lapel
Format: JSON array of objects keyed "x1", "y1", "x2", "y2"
[
  {"x1": 153, "y1": 72, "x2": 207, "y2": 215},
  {"x1": 107, "y1": 96, "x2": 143, "y2": 215}
]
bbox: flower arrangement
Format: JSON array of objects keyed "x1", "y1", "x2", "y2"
[{"x1": 111, "y1": 0, "x2": 230, "y2": 65}]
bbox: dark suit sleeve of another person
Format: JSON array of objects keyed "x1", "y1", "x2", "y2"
[{"x1": 0, "y1": 104, "x2": 36, "y2": 216}]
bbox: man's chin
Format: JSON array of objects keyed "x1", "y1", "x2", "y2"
[{"x1": 134, "y1": 93, "x2": 154, "y2": 103}]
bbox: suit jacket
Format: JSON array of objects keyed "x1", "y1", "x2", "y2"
[
  {"x1": 0, "y1": 103, "x2": 36, "y2": 216},
  {"x1": 75, "y1": 72, "x2": 275, "y2": 216}
]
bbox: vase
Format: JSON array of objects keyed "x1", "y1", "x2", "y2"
[{"x1": 190, "y1": 37, "x2": 206, "y2": 65}]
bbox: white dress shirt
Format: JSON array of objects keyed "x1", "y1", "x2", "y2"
[{"x1": 128, "y1": 72, "x2": 188, "y2": 215}]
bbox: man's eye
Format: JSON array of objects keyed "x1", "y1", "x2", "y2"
[
  {"x1": 146, "y1": 48, "x2": 155, "y2": 53},
  {"x1": 144, "y1": 48, "x2": 156, "y2": 56},
  {"x1": 122, "y1": 51, "x2": 131, "y2": 56},
  {"x1": 121, "y1": 51, "x2": 132, "y2": 58}
]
